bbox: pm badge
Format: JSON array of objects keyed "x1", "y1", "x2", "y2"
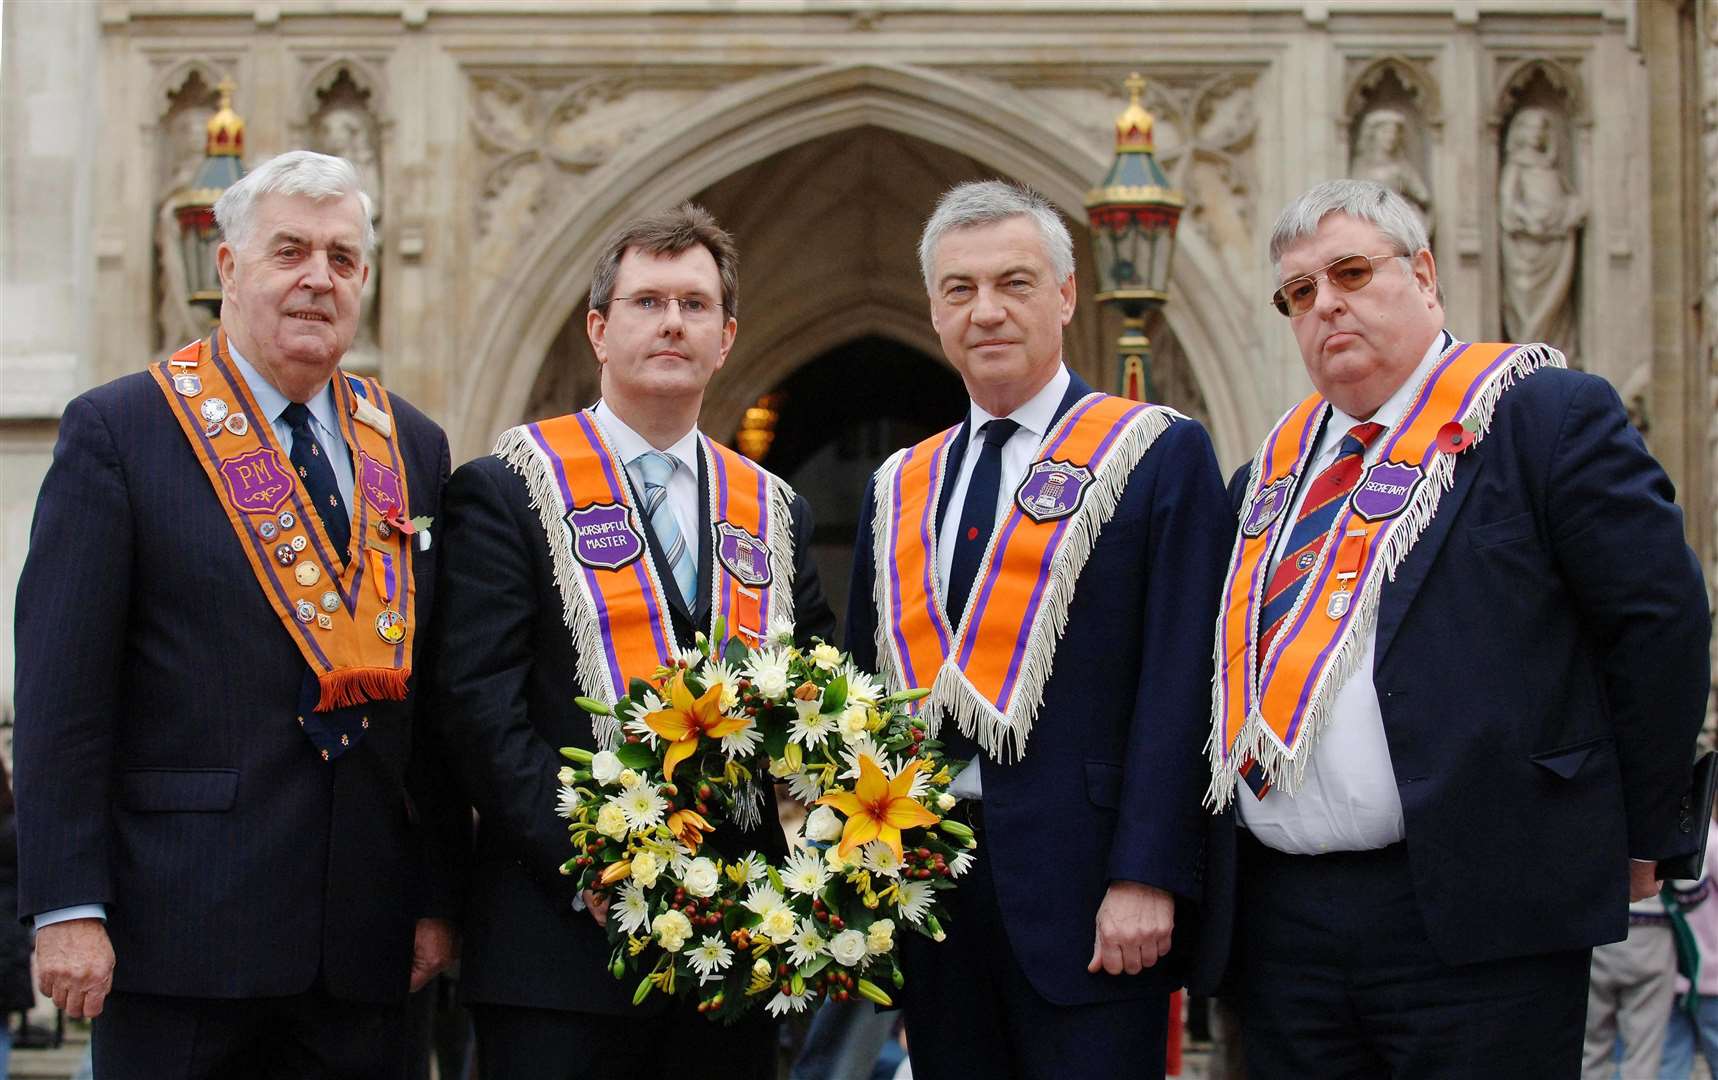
[
  {"x1": 1014, "y1": 460, "x2": 1093, "y2": 524},
  {"x1": 219, "y1": 448, "x2": 294, "y2": 516}
]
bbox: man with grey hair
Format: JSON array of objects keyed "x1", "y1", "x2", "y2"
[
  {"x1": 14, "y1": 149, "x2": 461, "y2": 1077},
  {"x1": 848, "y1": 179, "x2": 1231, "y2": 1077},
  {"x1": 1203, "y1": 178, "x2": 1708, "y2": 1075}
]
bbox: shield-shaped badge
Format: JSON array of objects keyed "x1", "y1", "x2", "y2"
[
  {"x1": 1242, "y1": 476, "x2": 1295, "y2": 537},
  {"x1": 715, "y1": 521, "x2": 771, "y2": 588},
  {"x1": 358, "y1": 452, "x2": 405, "y2": 519},
  {"x1": 565, "y1": 502, "x2": 644, "y2": 571},
  {"x1": 1352, "y1": 461, "x2": 1424, "y2": 522},
  {"x1": 219, "y1": 448, "x2": 295, "y2": 515},
  {"x1": 1014, "y1": 459, "x2": 1094, "y2": 524}
]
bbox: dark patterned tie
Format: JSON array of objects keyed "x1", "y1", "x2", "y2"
[{"x1": 281, "y1": 402, "x2": 351, "y2": 564}]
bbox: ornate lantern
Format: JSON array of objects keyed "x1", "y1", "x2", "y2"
[
  {"x1": 170, "y1": 78, "x2": 247, "y2": 321},
  {"x1": 1084, "y1": 73, "x2": 1184, "y2": 401}
]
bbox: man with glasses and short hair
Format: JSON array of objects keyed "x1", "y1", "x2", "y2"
[
  {"x1": 1202, "y1": 178, "x2": 1709, "y2": 1076},
  {"x1": 429, "y1": 203, "x2": 835, "y2": 1080}
]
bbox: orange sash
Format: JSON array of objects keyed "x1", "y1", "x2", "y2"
[
  {"x1": 149, "y1": 334, "x2": 417, "y2": 711},
  {"x1": 872, "y1": 394, "x2": 1179, "y2": 762},
  {"x1": 494, "y1": 411, "x2": 796, "y2": 744},
  {"x1": 1207, "y1": 340, "x2": 1564, "y2": 807}
]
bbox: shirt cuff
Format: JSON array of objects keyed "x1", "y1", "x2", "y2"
[{"x1": 34, "y1": 904, "x2": 107, "y2": 931}]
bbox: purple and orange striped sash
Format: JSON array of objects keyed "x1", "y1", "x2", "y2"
[
  {"x1": 872, "y1": 393, "x2": 1178, "y2": 762},
  {"x1": 1207, "y1": 340, "x2": 1564, "y2": 807}
]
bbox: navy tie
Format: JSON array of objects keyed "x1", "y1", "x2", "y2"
[{"x1": 282, "y1": 402, "x2": 350, "y2": 564}]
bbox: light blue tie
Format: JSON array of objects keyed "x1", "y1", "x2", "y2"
[{"x1": 629, "y1": 451, "x2": 697, "y2": 607}]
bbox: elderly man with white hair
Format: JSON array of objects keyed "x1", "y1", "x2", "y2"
[{"x1": 14, "y1": 150, "x2": 460, "y2": 1079}]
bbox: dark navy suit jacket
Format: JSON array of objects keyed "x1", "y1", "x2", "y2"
[
  {"x1": 1197, "y1": 363, "x2": 1711, "y2": 991},
  {"x1": 14, "y1": 369, "x2": 460, "y2": 1004},
  {"x1": 847, "y1": 372, "x2": 1233, "y2": 1006},
  {"x1": 429, "y1": 441, "x2": 835, "y2": 1016}
]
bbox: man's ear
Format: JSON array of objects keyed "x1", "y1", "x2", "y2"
[
  {"x1": 1057, "y1": 273, "x2": 1077, "y2": 326},
  {"x1": 586, "y1": 307, "x2": 609, "y2": 364},
  {"x1": 1412, "y1": 248, "x2": 1438, "y2": 304}
]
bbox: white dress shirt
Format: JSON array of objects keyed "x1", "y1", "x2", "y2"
[
  {"x1": 592, "y1": 400, "x2": 701, "y2": 593},
  {"x1": 939, "y1": 363, "x2": 1071, "y2": 800},
  {"x1": 1238, "y1": 332, "x2": 1450, "y2": 854}
]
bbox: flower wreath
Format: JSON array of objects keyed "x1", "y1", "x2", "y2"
[{"x1": 558, "y1": 624, "x2": 976, "y2": 1023}]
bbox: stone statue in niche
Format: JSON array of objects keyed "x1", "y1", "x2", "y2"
[
  {"x1": 155, "y1": 104, "x2": 216, "y2": 351},
  {"x1": 314, "y1": 102, "x2": 383, "y2": 372},
  {"x1": 1499, "y1": 106, "x2": 1584, "y2": 354},
  {"x1": 1352, "y1": 108, "x2": 1432, "y2": 233}
]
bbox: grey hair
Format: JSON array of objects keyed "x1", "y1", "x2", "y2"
[
  {"x1": 1267, "y1": 178, "x2": 1440, "y2": 303},
  {"x1": 918, "y1": 180, "x2": 1074, "y2": 291},
  {"x1": 214, "y1": 150, "x2": 377, "y2": 255}
]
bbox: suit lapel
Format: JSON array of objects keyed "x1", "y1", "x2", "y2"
[{"x1": 1374, "y1": 450, "x2": 1484, "y2": 666}]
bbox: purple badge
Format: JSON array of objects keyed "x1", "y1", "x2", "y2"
[
  {"x1": 219, "y1": 448, "x2": 294, "y2": 515},
  {"x1": 358, "y1": 452, "x2": 404, "y2": 518},
  {"x1": 565, "y1": 502, "x2": 644, "y2": 571},
  {"x1": 1014, "y1": 459, "x2": 1094, "y2": 524},
  {"x1": 1352, "y1": 461, "x2": 1424, "y2": 522},
  {"x1": 1243, "y1": 476, "x2": 1294, "y2": 538},
  {"x1": 715, "y1": 521, "x2": 771, "y2": 587}
]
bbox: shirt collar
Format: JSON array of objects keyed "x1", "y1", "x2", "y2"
[
  {"x1": 593, "y1": 400, "x2": 702, "y2": 477},
  {"x1": 1323, "y1": 330, "x2": 1451, "y2": 452},
  {"x1": 226, "y1": 337, "x2": 341, "y2": 440},
  {"x1": 966, "y1": 362, "x2": 1071, "y2": 444}
]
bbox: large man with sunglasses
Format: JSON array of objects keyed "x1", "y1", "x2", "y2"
[{"x1": 1202, "y1": 178, "x2": 1709, "y2": 1075}]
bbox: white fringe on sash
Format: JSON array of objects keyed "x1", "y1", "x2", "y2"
[
  {"x1": 870, "y1": 447, "x2": 918, "y2": 711},
  {"x1": 1204, "y1": 342, "x2": 1566, "y2": 809},
  {"x1": 764, "y1": 476, "x2": 799, "y2": 633}
]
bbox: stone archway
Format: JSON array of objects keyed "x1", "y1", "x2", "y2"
[{"x1": 457, "y1": 62, "x2": 1262, "y2": 464}]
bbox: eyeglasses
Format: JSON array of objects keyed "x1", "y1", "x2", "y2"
[
  {"x1": 607, "y1": 295, "x2": 724, "y2": 322},
  {"x1": 1269, "y1": 253, "x2": 1408, "y2": 317}
]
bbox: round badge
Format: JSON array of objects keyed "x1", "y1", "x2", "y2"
[
  {"x1": 1296, "y1": 551, "x2": 1316, "y2": 572},
  {"x1": 200, "y1": 397, "x2": 230, "y2": 425},
  {"x1": 376, "y1": 520, "x2": 392, "y2": 539},
  {"x1": 172, "y1": 373, "x2": 202, "y2": 396},
  {"x1": 224, "y1": 413, "x2": 250, "y2": 437},
  {"x1": 294, "y1": 562, "x2": 321, "y2": 587},
  {"x1": 279, "y1": 511, "x2": 297, "y2": 529},
  {"x1": 274, "y1": 543, "x2": 297, "y2": 567},
  {"x1": 203, "y1": 420, "x2": 224, "y2": 439},
  {"x1": 257, "y1": 520, "x2": 279, "y2": 541},
  {"x1": 290, "y1": 535, "x2": 308, "y2": 553},
  {"x1": 321, "y1": 590, "x2": 342, "y2": 613},
  {"x1": 294, "y1": 599, "x2": 316, "y2": 623},
  {"x1": 375, "y1": 609, "x2": 407, "y2": 644}
]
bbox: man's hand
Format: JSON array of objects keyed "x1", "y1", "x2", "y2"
[
  {"x1": 1087, "y1": 881, "x2": 1174, "y2": 976},
  {"x1": 409, "y1": 918, "x2": 457, "y2": 993},
  {"x1": 582, "y1": 888, "x2": 611, "y2": 928},
  {"x1": 1630, "y1": 860, "x2": 1659, "y2": 903},
  {"x1": 36, "y1": 918, "x2": 115, "y2": 1019}
]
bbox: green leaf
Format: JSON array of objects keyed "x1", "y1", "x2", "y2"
[
  {"x1": 762, "y1": 728, "x2": 790, "y2": 759},
  {"x1": 799, "y1": 955, "x2": 831, "y2": 979},
  {"x1": 615, "y1": 742, "x2": 658, "y2": 770},
  {"x1": 820, "y1": 676, "x2": 848, "y2": 715},
  {"x1": 723, "y1": 635, "x2": 750, "y2": 667},
  {"x1": 628, "y1": 677, "x2": 654, "y2": 703},
  {"x1": 409, "y1": 515, "x2": 434, "y2": 533}
]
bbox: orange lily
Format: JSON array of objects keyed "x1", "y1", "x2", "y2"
[
  {"x1": 816, "y1": 756, "x2": 941, "y2": 861},
  {"x1": 644, "y1": 672, "x2": 751, "y2": 781},
  {"x1": 598, "y1": 859, "x2": 633, "y2": 887},
  {"x1": 667, "y1": 808, "x2": 715, "y2": 852}
]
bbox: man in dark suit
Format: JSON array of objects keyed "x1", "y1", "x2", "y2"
[
  {"x1": 1204, "y1": 178, "x2": 1711, "y2": 1076},
  {"x1": 845, "y1": 180, "x2": 1231, "y2": 1079},
  {"x1": 13, "y1": 150, "x2": 460, "y2": 1078},
  {"x1": 430, "y1": 203, "x2": 835, "y2": 1080}
]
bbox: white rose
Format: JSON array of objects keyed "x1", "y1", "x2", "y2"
[
  {"x1": 590, "y1": 751, "x2": 623, "y2": 785},
  {"x1": 631, "y1": 850, "x2": 662, "y2": 888},
  {"x1": 759, "y1": 907, "x2": 798, "y2": 944},
  {"x1": 936, "y1": 792, "x2": 956, "y2": 812},
  {"x1": 828, "y1": 929, "x2": 868, "y2": 967},
  {"x1": 866, "y1": 919, "x2": 895, "y2": 955},
  {"x1": 752, "y1": 666, "x2": 790, "y2": 700},
  {"x1": 804, "y1": 805, "x2": 844, "y2": 844},
  {"x1": 825, "y1": 845, "x2": 849, "y2": 872},
  {"x1": 652, "y1": 910, "x2": 693, "y2": 952},
  {"x1": 596, "y1": 802, "x2": 630, "y2": 840},
  {"x1": 810, "y1": 643, "x2": 843, "y2": 671},
  {"x1": 558, "y1": 766, "x2": 576, "y2": 785},
  {"x1": 682, "y1": 857, "x2": 720, "y2": 898},
  {"x1": 618, "y1": 769, "x2": 642, "y2": 789},
  {"x1": 838, "y1": 703, "x2": 870, "y2": 739}
]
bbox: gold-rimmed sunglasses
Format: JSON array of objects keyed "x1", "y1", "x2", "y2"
[{"x1": 1269, "y1": 253, "x2": 1409, "y2": 317}]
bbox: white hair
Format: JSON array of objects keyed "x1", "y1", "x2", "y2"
[
  {"x1": 918, "y1": 180, "x2": 1074, "y2": 290},
  {"x1": 214, "y1": 149, "x2": 376, "y2": 254},
  {"x1": 1268, "y1": 178, "x2": 1440, "y2": 303}
]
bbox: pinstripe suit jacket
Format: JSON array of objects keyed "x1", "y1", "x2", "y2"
[{"x1": 13, "y1": 369, "x2": 461, "y2": 1004}]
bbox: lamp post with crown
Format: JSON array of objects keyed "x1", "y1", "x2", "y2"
[
  {"x1": 170, "y1": 78, "x2": 247, "y2": 324},
  {"x1": 1084, "y1": 73, "x2": 1185, "y2": 403}
]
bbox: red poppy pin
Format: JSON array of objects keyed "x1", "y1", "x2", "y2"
[{"x1": 1435, "y1": 421, "x2": 1476, "y2": 455}]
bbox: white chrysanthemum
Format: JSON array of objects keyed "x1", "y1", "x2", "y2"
[
  {"x1": 837, "y1": 735, "x2": 887, "y2": 781},
  {"x1": 744, "y1": 648, "x2": 793, "y2": 701},
  {"x1": 781, "y1": 848, "x2": 832, "y2": 896},
  {"x1": 613, "y1": 878, "x2": 652, "y2": 935},
  {"x1": 674, "y1": 646, "x2": 704, "y2": 668},
  {"x1": 595, "y1": 803, "x2": 630, "y2": 841},
  {"x1": 719, "y1": 719, "x2": 763, "y2": 759},
  {"x1": 789, "y1": 700, "x2": 835, "y2": 750},
  {"x1": 758, "y1": 906, "x2": 798, "y2": 944},
  {"x1": 785, "y1": 769, "x2": 825, "y2": 804},
  {"x1": 622, "y1": 714, "x2": 661, "y2": 748},
  {"x1": 950, "y1": 850, "x2": 974, "y2": 878},
  {"x1": 828, "y1": 929, "x2": 868, "y2": 968},
  {"x1": 555, "y1": 785, "x2": 583, "y2": 820},
  {"x1": 732, "y1": 853, "x2": 768, "y2": 885},
  {"x1": 680, "y1": 856, "x2": 720, "y2": 898},
  {"x1": 768, "y1": 618, "x2": 797, "y2": 646},
  {"x1": 616, "y1": 785, "x2": 668, "y2": 831},
  {"x1": 765, "y1": 989, "x2": 813, "y2": 1017},
  {"x1": 803, "y1": 805, "x2": 844, "y2": 844},
  {"x1": 652, "y1": 909, "x2": 693, "y2": 952},
  {"x1": 786, "y1": 919, "x2": 827, "y2": 967},
  {"x1": 687, "y1": 934, "x2": 733, "y2": 979},
  {"x1": 861, "y1": 841, "x2": 903, "y2": 879},
  {"x1": 866, "y1": 918, "x2": 895, "y2": 955},
  {"x1": 630, "y1": 850, "x2": 663, "y2": 888},
  {"x1": 706, "y1": 660, "x2": 744, "y2": 711},
  {"x1": 635, "y1": 688, "x2": 665, "y2": 715},
  {"x1": 809, "y1": 643, "x2": 843, "y2": 671},
  {"x1": 902, "y1": 760, "x2": 931, "y2": 800},
  {"x1": 742, "y1": 882, "x2": 789, "y2": 918},
  {"x1": 895, "y1": 880, "x2": 935, "y2": 924},
  {"x1": 840, "y1": 664, "x2": 884, "y2": 707},
  {"x1": 590, "y1": 750, "x2": 623, "y2": 785}
]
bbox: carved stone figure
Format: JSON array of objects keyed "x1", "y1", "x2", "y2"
[
  {"x1": 1353, "y1": 108, "x2": 1432, "y2": 232},
  {"x1": 1499, "y1": 106, "x2": 1584, "y2": 354},
  {"x1": 155, "y1": 106, "x2": 214, "y2": 350},
  {"x1": 315, "y1": 104, "x2": 382, "y2": 370}
]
